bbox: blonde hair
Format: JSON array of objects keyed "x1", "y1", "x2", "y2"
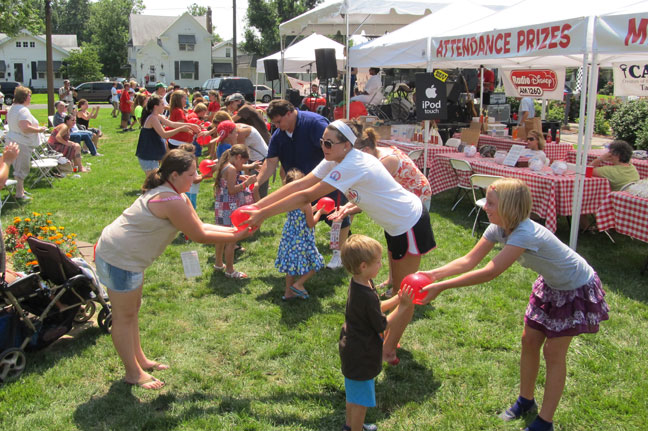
[
  {"x1": 284, "y1": 168, "x2": 304, "y2": 184},
  {"x1": 213, "y1": 110, "x2": 232, "y2": 125},
  {"x1": 341, "y1": 234, "x2": 382, "y2": 275},
  {"x1": 194, "y1": 102, "x2": 207, "y2": 113},
  {"x1": 489, "y1": 178, "x2": 532, "y2": 232},
  {"x1": 215, "y1": 144, "x2": 249, "y2": 183},
  {"x1": 169, "y1": 90, "x2": 186, "y2": 113},
  {"x1": 527, "y1": 130, "x2": 545, "y2": 150}
]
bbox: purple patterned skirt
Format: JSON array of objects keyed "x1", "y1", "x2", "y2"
[{"x1": 524, "y1": 273, "x2": 609, "y2": 338}]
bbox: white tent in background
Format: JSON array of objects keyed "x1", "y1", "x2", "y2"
[
  {"x1": 256, "y1": 33, "x2": 345, "y2": 75},
  {"x1": 593, "y1": 1, "x2": 648, "y2": 65},
  {"x1": 349, "y1": 0, "x2": 500, "y2": 68}
]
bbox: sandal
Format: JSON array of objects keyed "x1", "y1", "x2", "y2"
[
  {"x1": 143, "y1": 362, "x2": 170, "y2": 372},
  {"x1": 213, "y1": 264, "x2": 225, "y2": 271},
  {"x1": 225, "y1": 270, "x2": 248, "y2": 279},
  {"x1": 289, "y1": 285, "x2": 309, "y2": 299},
  {"x1": 124, "y1": 376, "x2": 165, "y2": 390}
]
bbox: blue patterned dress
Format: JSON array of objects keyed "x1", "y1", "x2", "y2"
[{"x1": 275, "y1": 209, "x2": 324, "y2": 275}]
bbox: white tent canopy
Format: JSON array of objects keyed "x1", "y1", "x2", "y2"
[
  {"x1": 256, "y1": 33, "x2": 345, "y2": 74},
  {"x1": 594, "y1": 2, "x2": 648, "y2": 63},
  {"x1": 349, "y1": 0, "x2": 501, "y2": 68}
]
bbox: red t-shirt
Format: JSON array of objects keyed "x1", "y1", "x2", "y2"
[
  {"x1": 208, "y1": 101, "x2": 221, "y2": 112},
  {"x1": 169, "y1": 108, "x2": 193, "y2": 143},
  {"x1": 119, "y1": 91, "x2": 131, "y2": 113}
]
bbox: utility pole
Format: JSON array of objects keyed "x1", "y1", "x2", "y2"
[
  {"x1": 232, "y1": 0, "x2": 237, "y2": 75},
  {"x1": 45, "y1": 0, "x2": 55, "y2": 116}
]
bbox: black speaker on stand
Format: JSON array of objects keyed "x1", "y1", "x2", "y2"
[
  {"x1": 315, "y1": 48, "x2": 337, "y2": 119},
  {"x1": 264, "y1": 59, "x2": 280, "y2": 102}
]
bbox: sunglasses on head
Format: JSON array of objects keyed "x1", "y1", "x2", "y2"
[{"x1": 320, "y1": 138, "x2": 341, "y2": 149}]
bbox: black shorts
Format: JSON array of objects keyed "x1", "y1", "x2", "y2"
[
  {"x1": 384, "y1": 210, "x2": 435, "y2": 260},
  {"x1": 317, "y1": 189, "x2": 351, "y2": 229}
]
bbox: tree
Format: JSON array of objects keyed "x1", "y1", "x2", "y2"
[
  {"x1": 54, "y1": 0, "x2": 93, "y2": 44},
  {"x1": 61, "y1": 44, "x2": 104, "y2": 85},
  {"x1": 88, "y1": 0, "x2": 144, "y2": 77},
  {"x1": 187, "y1": 3, "x2": 208, "y2": 16},
  {"x1": 242, "y1": 0, "x2": 321, "y2": 57},
  {"x1": 0, "y1": 0, "x2": 44, "y2": 35}
]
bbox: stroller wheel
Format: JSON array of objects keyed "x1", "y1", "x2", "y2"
[
  {"x1": 98, "y1": 307, "x2": 112, "y2": 334},
  {"x1": 0, "y1": 348, "x2": 26, "y2": 383},
  {"x1": 74, "y1": 300, "x2": 97, "y2": 323}
]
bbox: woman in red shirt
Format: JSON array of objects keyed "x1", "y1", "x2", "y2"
[
  {"x1": 207, "y1": 90, "x2": 221, "y2": 122},
  {"x1": 167, "y1": 90, "x2": 195, "y2": 150}
]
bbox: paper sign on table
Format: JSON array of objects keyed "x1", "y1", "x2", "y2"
[
  {"x1": 503, "y1": 144, "x2": 525, "y2": 167},
  {"x1": 181, "y1": 250, "x2": 202, "y2": 278}
]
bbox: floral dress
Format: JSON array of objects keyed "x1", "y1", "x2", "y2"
[
  {"x1": 380, "y1": 146, "x2": 432, "y2": 206},
  {"x1": 214, "y1": 167, "x2": 253, "y2": 226},
  {"x1": 275, "y1": 209, "x2": 324, "y2": 275}
]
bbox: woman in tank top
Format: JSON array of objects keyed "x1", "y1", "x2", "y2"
[{"x1": 95, "y1": 149, "x2": 251, "y2": 390}]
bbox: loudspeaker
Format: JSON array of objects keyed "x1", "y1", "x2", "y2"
[
  {"x1": 286, "y1": 88, "x2": 303, "y2": 108},
  {"x1": 315, "y1": 48, "x2": 337, "y2": 80},
  {"x1": 264, "y1": 59, "x2": 279, "y2": 81}
]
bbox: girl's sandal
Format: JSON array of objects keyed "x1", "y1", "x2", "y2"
[
  {"x1": 213, "y1": 264, "x2": 225, "y2": 271},
  {"x1": 225, "y1": 270, "x2": 248, "y2": 279}
]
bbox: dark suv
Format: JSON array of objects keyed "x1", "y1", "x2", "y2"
[
  {"x1": 217, "y1": 77, "x2": 254, "y2": 103},
  {"x1": 75, "y1": 81, "x2": 123, "y2": 103},
  {"x1": 0, "y1": 81, "x2": 22, "y2": 105}
]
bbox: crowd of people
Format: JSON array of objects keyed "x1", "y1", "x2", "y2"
[{"x1": 1, "y1": 81, "x2": 617, "y2": 431}]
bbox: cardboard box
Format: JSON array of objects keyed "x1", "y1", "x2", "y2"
[
  {"x1": 358, "y1": 115, "x2": 378, "y2": 128},
  {"x1": 373, "y1": 125, "x2": 392, "y2": 140}
]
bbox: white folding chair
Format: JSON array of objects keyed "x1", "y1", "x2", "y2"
[
  {"x1": 446, "y1": 138, "x2": 461, "y2": 148},
  {"x1": 449, "y1": 158, "x2": 474, "y2": 211},
  {"x1": 469, "y1": 174, "x2": 503, "y2": 236},
  {"x1": 29, "y1": 135, "x2": 61, "y2": 186},
  {"x1": 1, "y1": 178, "x2": 18, "y2": 209},
  {"x1": 407, "y1": 149, "x2": 423, "y2": 161},
  {"x1": 619, "y1": 182, "x2": 636, "y2": 192}
]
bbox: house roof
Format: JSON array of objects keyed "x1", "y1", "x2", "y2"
[
  {"x1": 0, "y1": 31, "x2": 77, "y2": 53},
  {"x1": 130, "y1": 13, "x2": 208, "y2": 47}
]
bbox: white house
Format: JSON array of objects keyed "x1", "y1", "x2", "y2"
[
  {"x1": 128, "y1": 13, "x2": 212, "y2": 88},
  {"x1": 211, "y1": 40, "x2": 233, "y2": 77},
  {"x1": 0, "y1": 30, "x2": 78, "y2": 89}
]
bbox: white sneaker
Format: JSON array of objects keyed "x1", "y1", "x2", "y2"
[{"x1": 326, "y1": 250, "x2": 343, "y2": 269}]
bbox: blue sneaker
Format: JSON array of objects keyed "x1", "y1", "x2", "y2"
[
  {"x1": 499, "y1": 400, "x2": 538, "y2": 421},
  {"x1": 342, "y1": 424, "x2": 377, "y2": 431}
]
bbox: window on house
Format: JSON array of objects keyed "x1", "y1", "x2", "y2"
[
  {"x1": 38, "y1": 73, "x2": 46, "y2": 79},
  {"x1": 54, "y1": 72, "x2": 61, "y2": 79},
  {"x1": 176, "y1": 60, "x2": 198, "y2": 80},
  {"x1": 0, "y1": 72, "x2": 4, "y2": 79},
  {"x1": 22, "y1": 42, "x2": 29, "y2": 47},
  {"x1": 30, "y1": 42, "x2": 35, "y2": 48},
  {"x1": 16, "y1": 42, "x2": 21, "y2": 47},
  {"x1": 178, "y1": 34, "x2": 196, "y2": 52},
  {"x1": 149, "y1": 65, "x2": 156, "y2": 74},
  {"x1": 225, "y1": 48, "x2": 231, "y2": 58}
]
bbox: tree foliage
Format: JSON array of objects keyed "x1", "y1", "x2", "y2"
[
  {"x1": 53, "y1": 0, "x2": 93, "y2": 44},
  {"x1": 242, "y1": 0, "x2": 321, "y2": 57},
  {"x1": 0, "y1": 0, "x2": 44, "y2": 35},
  {"x1": 61, "y1": 44, "x2": 104, "y2": 86},
  {"x1": 88, "y1": 0, "x2": 144, "y2": 77},
  {"x1": 187, "y1": 3, "x2": 208, "y2": 16}
]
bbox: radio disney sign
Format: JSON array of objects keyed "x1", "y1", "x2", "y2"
[
  {"x1": 613, "y1": 62, "x2": 648, "y2": 96},
  {"x1": 415, "y1": 72, "x2": 447, "y2": 121},
  {"x1": 502, "y1": 68, "x2": 565, "y2": 101}
]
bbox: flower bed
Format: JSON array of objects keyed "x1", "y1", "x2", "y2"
[{"x1": 4, "y1": 212, "x2": 79, "y2": 273}]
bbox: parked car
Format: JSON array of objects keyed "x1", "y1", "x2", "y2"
[
  {"x1": 75, "y1": 81, "x2": 123, "y2": 103},
  {"x1": 254, "y1": 84, "x2": 274, "y2": 103},
  {"x1": 0, "y1": 81, "x2": 22, "y2": 105},
  {"x1": 201, "y1": 77, "x2": 222, "y2": 95},
  {"x1": 217, "y1": 77, "x2": 255, "y2": 103}
]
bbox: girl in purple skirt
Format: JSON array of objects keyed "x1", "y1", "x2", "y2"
[{"x1": 417, "y1": 178, "x2": 608, "y2": 431}]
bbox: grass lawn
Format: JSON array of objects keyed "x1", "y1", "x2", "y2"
[
  {"x1": 27, "y1": 94, "x2": 112, "y2": 106},
  {"x1": 1, "y1": 109, "x2": 647, "y2": 430}
]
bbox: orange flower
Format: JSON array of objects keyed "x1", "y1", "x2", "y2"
[
  {"x1": 66, "y1": 253, "x2": 72, "y2": 258},
  {"x1": 26, "y1": 260, "x2": 38, "y2": 266},
  {"x1": 55, "y1": 240, "x2": 63, "y2": 245},
  {"x1": 49, "y1": 226, "x2": 57, "y2": 231}
]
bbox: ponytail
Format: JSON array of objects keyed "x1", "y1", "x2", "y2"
[
  {"x1": 214, "y1": 144, "x2": 250, "y2": 184},
  {"x1": 142, "y1": 149, "x2": 195, "y2": 193},
  {"x1": 141, "y1": 94, "x2": 161, "y2": 127}
]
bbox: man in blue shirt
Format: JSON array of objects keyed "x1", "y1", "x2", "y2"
[{"x1": 255, "y1": 99, "x2": 350, "y2": 268}]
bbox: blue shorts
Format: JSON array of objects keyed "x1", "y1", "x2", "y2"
[
  {"x1": 138, "y1": 158, "x2": 159, "y2": 172},
  {"x1": 344, "y1": 377, "x2": 376, "y2": 407},
  {"x1": 95, "y1": 254, "x2": 143, "y2": 293}
]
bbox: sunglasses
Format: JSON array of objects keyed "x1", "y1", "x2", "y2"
[{"x1": 320, "y1": 138, "x2": 342, "y2": 149}]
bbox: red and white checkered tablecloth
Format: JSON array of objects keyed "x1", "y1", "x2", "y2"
[
  {"x1": 596, "y1": 191, "x2": 648, "y2": 243},
  {"x1": 378, "y1": 139, "x2": 458, "y2": 169},
  {"x1": 565, "y1": 149, "x2": 648, "y2": 179},
  {"x1": 453, "y1": 133, "x2": 573, "y2": 162},
  {"x1": 429, "y1": 153, "x2": 611, "y2": 232}
]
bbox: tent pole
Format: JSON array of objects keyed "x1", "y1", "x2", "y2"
[
  {"x1": 423, "y1": 36, "x2": 434, "y2": 175},
  {"x1": 345, "y1": 13, "x2": 351, "y2": 119},
  {"x1": 479, "y1": 66, "x2": 484, "y2": 117},
  {"x1": 568, "y1": 52, "x2": 592, "y2": 250},
  {"x1": 280, "y1": 35, "x2": 285, "y2": 99}
]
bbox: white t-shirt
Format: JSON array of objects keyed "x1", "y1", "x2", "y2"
[
  {"x1": 364, "y1": 74, "x2": 382, "y2": 102},
  {"x1": 518, "y1": 97, "x2": 535, "y2": 124},
  {"x1": 243, "y1": 127, "x2": 268, "y2": 162},
  {"x1": 59, "y1": 86, "x2": 74, "y2": 104},
  {"x1": 312, "y1": 149, "x2": 422, "y2": 236},
  {"x1": 484, "y1": 219, "x2": 594, "y2": 290},
  {"x1": 6, "y1": 104, "x2": 40, "y2": 147},
  {"x1": 111, "y1": 86, "x2": 119, "y2": 103}
]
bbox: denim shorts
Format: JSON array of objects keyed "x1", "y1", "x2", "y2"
[
  {"x1": 138, "y1": 157, "x2": 159, "y2": 172},
  {"x1": 344, "y1": 377, "x2": 376, "y2": 407},
  {"x1": 95, "y1": 254, "x2": 143, "y2": 293}
]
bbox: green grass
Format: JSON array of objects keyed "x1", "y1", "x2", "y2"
[
  {"x1": 1, "y1": 110, "x2": 647, "y2": 430},
  {"x1": 27, "y1": 94, "x2": 112, "y2": 106}
]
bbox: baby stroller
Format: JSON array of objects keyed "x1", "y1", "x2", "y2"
[{"x1": 0, "y1": 237, "x2": 111, "y2": 383}]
